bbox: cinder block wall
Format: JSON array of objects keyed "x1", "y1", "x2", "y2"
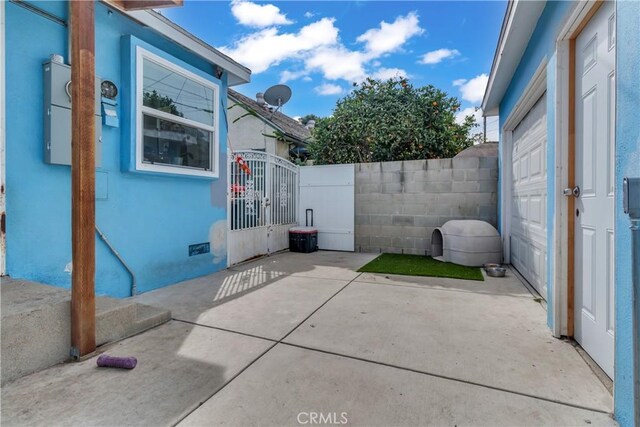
[{"x1": 355, "y1": 156, "x2": 498, "y2": 255}]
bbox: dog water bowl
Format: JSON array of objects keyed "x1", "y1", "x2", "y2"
[
  {"x1": 483, "y1": 263, "x2": 502, "y2": 270},
  {"x1": 485, "y1": 267, "x2": 507, "y2": 278}
]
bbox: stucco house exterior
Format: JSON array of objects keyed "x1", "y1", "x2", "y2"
[
  {"x1": 482, "y1": 1, "x2": 639, "y2": 424},
  {"x1": 0, "y1": 0, "x2": 251, "y2": 297},
  {"x1": 227, "y1": 89, "x2": 311, "y2": 161}
]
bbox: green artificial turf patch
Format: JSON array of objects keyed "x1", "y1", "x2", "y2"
[{"x1": 358, "y1": 253, "x2": 484, "y2": 281}]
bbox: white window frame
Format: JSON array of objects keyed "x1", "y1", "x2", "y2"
[{"x1": 135, "y1": 46, "x2": 220, "y2": 178}]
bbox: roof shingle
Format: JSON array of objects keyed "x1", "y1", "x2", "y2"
[{"x1": 228, "y1": 89, "x2": 312, "y2": 145}]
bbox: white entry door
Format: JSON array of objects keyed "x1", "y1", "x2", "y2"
[
  {"x1": 574, "y1": 1, "x2": 615, "y2": 378},
  {"x1": 510, "y1": 93, "x2": 548, "y2": 299}
]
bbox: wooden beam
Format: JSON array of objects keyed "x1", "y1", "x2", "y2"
[
  {"x1": 567, "y1": 2, "x2": 603, "y2": 338},
  {"x1": 567, "y1": 37, "x2": 576, "y2": 337},
  {"x1": 569, "y1": 1, "x2": 604, "y2": 40},
  {"x1": 102, "y1": 0, "x2": 126, "y2": 11},
  {"x1": 122, "y1": 0, "x2": 183, "y2": 10},
  {"x1": 70, "y1": 0, "x2": 96, "y2": 358},
  {"x1": 103, "y1": 0, "x2": 183, "y2": 12}
]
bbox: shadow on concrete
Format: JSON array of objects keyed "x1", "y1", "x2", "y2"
[
  {"x1": 1, "y1": 319, "x2": 272, "y2": 426},
  {"x1": 133, "y1": 250, "x2": 374, "y2": 321}
]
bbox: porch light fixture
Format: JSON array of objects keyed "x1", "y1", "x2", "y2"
[{"x1": 215, "y1": 65, "x2": 224, "y2": 79}]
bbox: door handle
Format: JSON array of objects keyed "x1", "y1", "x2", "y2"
[{"x1": 563, "y1": 186, "x2": 581, "y2": 197}]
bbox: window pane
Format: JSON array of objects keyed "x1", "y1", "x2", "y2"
[
  {"x1": 142, "y1": 58, "x2": 215, "y2": 127},
  {"x1": 142, "y1": 114, "x2": 212, "y2": 170}
]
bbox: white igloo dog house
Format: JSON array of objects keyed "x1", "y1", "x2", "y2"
[{"x1": 430, "y1": 220, "x2": 502, "y2": 267}]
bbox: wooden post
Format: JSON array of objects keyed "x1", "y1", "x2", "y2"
[{"x1": 70, "y1": 0, "x2": 96, "y2": 358}]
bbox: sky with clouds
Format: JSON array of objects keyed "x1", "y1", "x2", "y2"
[{"x1": 163, "y1": 0, "x2": 505, "y2": 140}]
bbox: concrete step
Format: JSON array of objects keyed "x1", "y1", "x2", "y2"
[
  {"x1": 1, "y1": 277, "x2": 171, "y2": 385},
  {"x1": 132, "y1": 303, "x2": 172, "y2": 334}
]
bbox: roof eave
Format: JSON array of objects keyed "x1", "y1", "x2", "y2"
[
  {"x1": 482, "y1": 0, "x2": 546, "y2": 116},
  {"x1": 118, "y1": 8, "x2": 251, "y2": 86},
  {"x1": 287, "y1": 136, "x2": 311, "y2": 147},
  {"x1": 227, "y1": 93, "x2": 281, "y2": 131},
  {"x1": 228, "y1": 92, "x2": 311, "y2": 144}
]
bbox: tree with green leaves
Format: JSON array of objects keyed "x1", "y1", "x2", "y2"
[
  {"x1": 299, "y1": 114, "x2": 321, "y2": 126},
  {"x1": 143, "y1": 90, "x2": 184, "y2": 117},
  {"x1": 308, "y1": 77, "x2": 477, "y2": 164}
]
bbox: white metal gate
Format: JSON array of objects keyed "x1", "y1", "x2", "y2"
[{"x1": 227, "y1": 150, "x2": 299, "y2": 266}]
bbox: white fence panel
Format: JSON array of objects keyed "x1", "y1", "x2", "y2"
[{"x1": 299, "y1": 164, "x2": 355, "y2": 251}]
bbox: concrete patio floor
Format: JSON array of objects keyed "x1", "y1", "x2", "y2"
[{"x1": 1, "y1": 251, "x2": 615, "y2": 426}]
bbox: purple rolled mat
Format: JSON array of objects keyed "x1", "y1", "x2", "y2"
[{"x1": 96, "y1": 354, "x2": 137, "y2": 369}]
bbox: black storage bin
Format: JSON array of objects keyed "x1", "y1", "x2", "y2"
[{"x1": 289, "y1": 227, "x2": 318, "y2": 253}]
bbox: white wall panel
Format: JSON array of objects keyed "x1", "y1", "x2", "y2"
[{"x1": 299, "y1": 165, "x2": 355, "y2": 251}]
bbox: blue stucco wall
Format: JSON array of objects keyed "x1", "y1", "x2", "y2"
[
  {"x1": 498, "y1": 0, "x2": 572, "y2": 329},
  {"x1": 498, "y1": 1, "x2": 639, "y2": 424},
  {"x1": 5, "y1": 1, "x2": 229, "y2": 297},
  {"x1": 614, "y1": 1, "x2": 640, "y2": 425}
]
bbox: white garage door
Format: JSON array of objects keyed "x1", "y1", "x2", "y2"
[{"x1": 510, "y1": 93, "x2": 547, "y2": 299}]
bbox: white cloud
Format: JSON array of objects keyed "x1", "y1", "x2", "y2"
[
  {"x1": 280, "y1": 69, "x2": 309, "y2": 83},
  {"x1": 452, "y1": 78, "x2": 467, "y2": 87},
  {"x1": 456, "y1": 107, "x2": 481, "y2": 126},
  {"x1": 305, "y1": 46, "x2": 367, "y2": 82},
  {"x1": 302, "y1": 76, "x2": 313, "y2": 82},
  {"x1": 420, "y1": 48, "x2": 460, "y2": 65},
  {"x1": 356, "y1": 12, "x2": 424, "y2": 56},
  {"x1": 221, "y1": 18, "x2": 339, "y2": 74},
  {"x1": 371, "y1": 67, "x2": 407, "y2": 80},
  {"x1": 315, "y1": 83, "x2": 344, "y2": 96},
  {"x1": 224, "y1": 9, "x2": 424, "y2": 84},
  {"x1": 456, "y1": 73, "x2": 488, "y2": 104},
  {"x1": 303, "y1": 12, "x2": 423, "y2": 83},
  {"x1": 304, "y1": 11, "x2": 314, "y2": 18},
  {"x1": 231, "y1": 0, "x2": 292, "y2": 28}
]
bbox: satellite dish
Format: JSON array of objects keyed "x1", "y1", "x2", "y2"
[{"x1": 263, "y1": 84, "x2": 292, "y2": 111}]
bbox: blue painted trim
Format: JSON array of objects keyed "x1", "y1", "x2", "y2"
[
  {"x1": 614, "y1": 1, "x2": 640, "y2": 424},
  {"x1": 498, "y1": 1, "x2": 572, "y2": 332},
  {"x1": 120, "y1": 35, "x2": 222, "y2": 180},
  {"x1": 545, "y1": 55, "x2": 556, "y2": 329},
  {"x1": 497, "y1": 134, "x2": 502, "y2": 233}
]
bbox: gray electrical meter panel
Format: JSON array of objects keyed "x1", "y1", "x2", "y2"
[
  {"x1": 43, "y1": 60, "x2": 102, "y2": 166},
  {"x1": 623, "y1": 177, "x2": 640, "y2": 219}
]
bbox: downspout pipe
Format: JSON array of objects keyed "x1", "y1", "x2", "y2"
[
  {"x1": 632, "y1": 218, "x2": 640, "y2": 426},
  {"x1": 95, "y1": 226, "x2": 137, "y2": 296}
]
